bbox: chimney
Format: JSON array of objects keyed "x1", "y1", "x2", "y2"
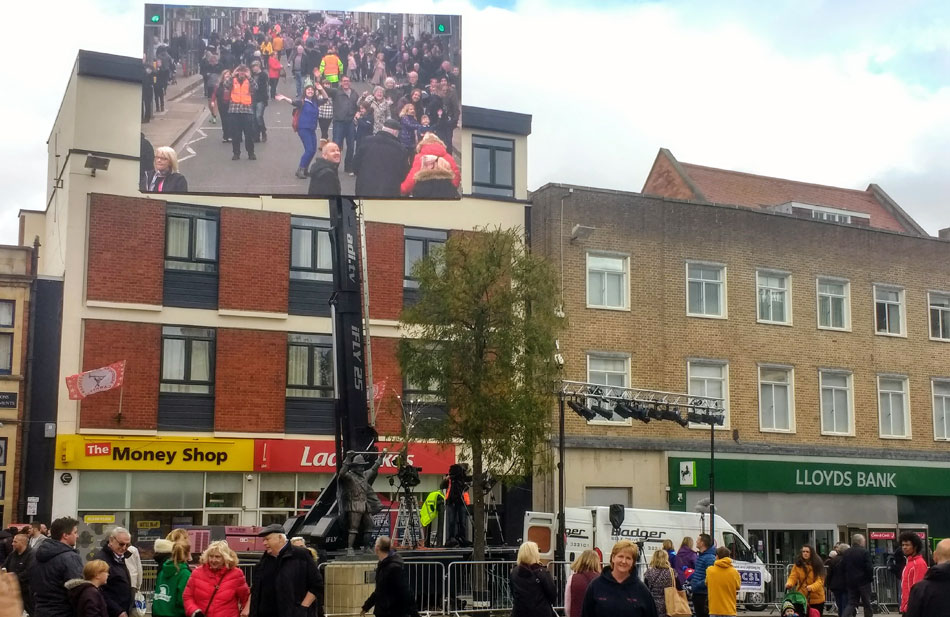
[{"x1": 940, "y1": 228, "x2": 950, "y2": 240}]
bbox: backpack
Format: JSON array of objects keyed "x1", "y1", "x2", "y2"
[{"x1": 292, "y1": 105, "x2": 301, "y2": 131}]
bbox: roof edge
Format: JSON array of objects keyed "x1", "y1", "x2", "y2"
[{"x1": 867, "y1": 183, "x2": 929, "y2": 237}]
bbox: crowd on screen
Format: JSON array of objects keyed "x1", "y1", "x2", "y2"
[{"x1": 142, "y1": 13, "x2": 462, "y2": 198}]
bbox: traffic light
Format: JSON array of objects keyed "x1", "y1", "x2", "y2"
[
  {"x1": 434, "y1": 15, "x2": 452, "y2": 35},
  {"x1": 145, "y1": 4, "x2": 163, "y2": 25}
]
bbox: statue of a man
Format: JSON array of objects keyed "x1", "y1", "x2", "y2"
[{"x1": 338, "y1": 449, "x2": 386, "y2": 551}]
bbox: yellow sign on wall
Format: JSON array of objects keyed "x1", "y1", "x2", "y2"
[
  {"x1": 84, "y1": 514, "x2": 116, "y2": 524},
  {"x1": 57, "y1": 435, "x2": 254, "y2": 471}
]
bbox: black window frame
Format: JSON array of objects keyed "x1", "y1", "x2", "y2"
[
  {"x1": 289, "y1": 217, "x2": 333, "y2": 282},
  {"x1": 0, "y1": 300, "x2": 14, "y2": 328},
  {"x1": 164, "y1": 204, "x2": 220, "y2": 272},
  {"x1": 472, "y1": 134, "x2": 515, "y2": 198},
  {"x1": 159, "y1": 326, "x2": 216, "y2": 394},
  {"x1": 404, "y1": 227, "x2": 448, "y2": 289},
  {"x1": 286, "y1": 333, "x2": 335, "y2": 399}
]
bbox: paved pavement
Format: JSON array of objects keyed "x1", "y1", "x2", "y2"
[{"x1": 143, "y1": 66, "x2": 460, "y2": 197}]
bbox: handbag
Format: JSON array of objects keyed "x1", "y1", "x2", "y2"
[{"x1": 664, "y1": 567, "x2": 692, "y2": 617}]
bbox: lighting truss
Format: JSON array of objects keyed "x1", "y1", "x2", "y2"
[{"x1": 560, "y1": 380, "x2": 724, "y2": 426}]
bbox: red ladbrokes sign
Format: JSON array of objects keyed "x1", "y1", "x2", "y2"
[{"x1": 254, "y1": 440, "x2": 455, "y2": 473}]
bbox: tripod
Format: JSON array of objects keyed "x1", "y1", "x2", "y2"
[{"x1": 392, "y1": 484, "x2": 423, "y2": 549}]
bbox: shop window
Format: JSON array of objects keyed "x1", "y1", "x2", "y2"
[
  {"x1": 286, "y1": 334, "x2": 334, "y2": 398},
  {"x1": 687, "y1": 262, "x2": 726, "y2": 318},
  {"x1": 206, "y1": 473, "x2": 244, "y2": 508},
  {"x1": 161, "y1": 326, "x2": 216, "y2": 394},
  {"x1": 130, "y1": 472, "x2": 203, "y2": 510},
  {"x1": 78, "y1": 471, "x2": 129, "y2": 510},
  {"x1": 585, "y1": 486, "x2": 632, "y2": 507},
  {"x1": 756, "y1": 271, "x2": 790, "y2": 324},
  {"x1": 297, "y1": 473, "x2": 330, "y2": 514},
  {"x1": 260, "y1": 473, "x2": 295, "y2": 508},
  {"x1": 587, "y1": 254, "x2": 628, "y2": 310},
  {"x1": 472, "y1": 135, "x2": 514, "y2": 198},
  {"x1": 819, "y1": 371, "x2": 853, "y2": 436},
  {"x1": 817, "y1": 278, "x2": 850, "y2": 330},
  {"x1": 878, "y1": 376, "x2": 910, "y2": 439}
]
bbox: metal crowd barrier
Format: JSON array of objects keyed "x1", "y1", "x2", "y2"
[{"x1": 446, "y1": 560, "x2": 517, "y2": 616}]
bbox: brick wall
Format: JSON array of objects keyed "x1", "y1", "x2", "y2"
[
  {"x1": 641, "y1": 153, "x2": 697, "y2": 201},
  {"x1": 87, "y1": 193, "x2": 164, "y2": 304},
  {"x1": 364, "y1": 223, "x2": 404, "y2": 320},
  {"x1": 214, "y1": 328, "x2": 286, "y2": 432},
  {"x1": 219, "y1": 209, "x2": 290, "y2": 312},
  {"x1": 370, "y1": 336, "x2": 404, "y2": 436},
  {"x1": 532, "y1": 187, "x2": 950, "y2": 453},
  {"x1": 80, "y1": 320, "x2": 161, "y2": 429}
]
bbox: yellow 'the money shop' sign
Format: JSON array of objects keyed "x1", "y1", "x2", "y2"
[{"x1": 57, "y1": 434, "x2": 254, "y2": 471}]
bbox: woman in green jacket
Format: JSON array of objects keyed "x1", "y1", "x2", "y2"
[{"x1": 152, "y1": 539, "x2": 192, "y2": 617}]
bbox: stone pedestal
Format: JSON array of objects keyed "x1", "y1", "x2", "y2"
[{"x1": 324, "y1": 561, "x2": 376, "y2": 614}]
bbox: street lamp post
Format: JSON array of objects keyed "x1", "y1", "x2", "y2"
[
  {"x1": 557, "y1": 392, "x2": 566, "y2": 561},
  {"x1": 709, "y1": 421, "x2": 715, "y2": 542}
]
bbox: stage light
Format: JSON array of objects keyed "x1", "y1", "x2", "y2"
[
  {"x1": 590, "y1": 401, "x2": 614, "y2": 420},
  {"x1": 567, "y1": 399, "x2": 596, "y2": 421}
]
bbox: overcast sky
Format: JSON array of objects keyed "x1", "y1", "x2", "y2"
[{"x1": 3, "y1": 0, "x2": 948, "y2": 245}]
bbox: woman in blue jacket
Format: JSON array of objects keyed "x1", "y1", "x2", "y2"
[{"x1": 276, "y1": 83, "x2": 326, "y2": 179}]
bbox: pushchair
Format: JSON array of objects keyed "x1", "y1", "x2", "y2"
[{"x1": 781, "y1": 590, "x2": 820, "y2": 617}]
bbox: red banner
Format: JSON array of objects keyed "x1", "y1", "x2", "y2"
[
  {"x1": 254, "y1": 439, "x2": 455, "y2": 473},
  {"x1": 65, "y1": 361, "x2": 126, "y2": 400},
  {"x1": 869, "y1": 531, "x2": 895, "y2": 540}
]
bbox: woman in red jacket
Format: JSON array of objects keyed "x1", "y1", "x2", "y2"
[
  {"x1": 400, "y1": 132, "x2": 460, "y2": 196},
  {"x1": 267, "y1": 54, "x2": 283, "y2": 99},
  {"x1": 183, "y1": 541, "x2": 249, "y2": 617}
]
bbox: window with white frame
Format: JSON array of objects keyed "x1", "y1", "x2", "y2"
[
  {"x1": 817, "y1": 278, "x2": 849, "y2": 330},
  {"x1": 819, "y1": 371, "x2": 852, "y2": 435},
  {"x1": 878, "y1": 376, "x2": 909, "y2": 438},
  {"x1": 933, "y1": 380, "x2": 950, "y2": 441},
  {"x1": 874, "y1": 286, "x2": 904, "y2": 335},
  {"x1": 759, "y1": 366, "x2": 793, "y2": 431},
  {"x1": 929, "y1": 293, "x2": 950, "y2": 341},
  {"x1": 587, "y1": 254, "x2": 627, "y2": 309},
  {"x1": 688, "y1": 361, "x2": 728, "y2": 426},
  {"x1": 687, "y1": 263, "x2": 725, "y2": 317},
  {"x1": 587, "y1": 354, "x2": 628, "y2": 423},
  {"x1": 757, "y1": 271, "x2": 789, "y2": 324}
]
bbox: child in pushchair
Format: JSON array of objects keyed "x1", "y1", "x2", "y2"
[{"x1": 782, "y1": 591, "x2": 820, "y2": 617}]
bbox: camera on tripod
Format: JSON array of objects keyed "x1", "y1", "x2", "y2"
[{"x1": 396, "y1": 463, "x2": 423, "y2": 488}]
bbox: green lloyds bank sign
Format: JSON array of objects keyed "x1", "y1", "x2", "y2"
[{"x1": 667, "y1": 457, "x2": 950, "y2": 509}]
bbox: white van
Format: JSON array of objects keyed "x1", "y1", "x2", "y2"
[{"x1": 525, "y1": 506, "x2": 770, "y2": 610}]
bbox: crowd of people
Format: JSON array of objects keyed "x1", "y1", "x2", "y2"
[
  {"x1": 0, "y1": 517, "x2": 423, "y2": 617},
  {"x1": 180, "y1": 14, "x2": 462, "y2": 198}
]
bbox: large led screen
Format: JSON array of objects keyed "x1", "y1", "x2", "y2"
[{"x1": 142, "y1": 5, "x2": 462, "y2": 199}]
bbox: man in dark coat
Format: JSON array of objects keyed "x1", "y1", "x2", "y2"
[
  {"x1": 905, "y1": 538, "x2": 950, "y2": 617},
  {"x1": 324, "y1": 76, "x2": 360, "y2": 173},
  {"x1": 3, "y1": 532, "x2": 35, "y2": 615},
  {"x1": 94, "y1": 527, "x2": 134, "y2": 617},
  {"x1": 354, "y1": 120, "x2": 410, "y2": 198},
  {"x1": 841, "y1": 533, "x2": 874, "y2": 617},
  {"x1": 32, "y1": 516, "x2": 84, "y2": 617},
  {"x1": 361, "y1": 536, "x2": 419, "y2": 617},
  {"x1": 307, "y1": 142, "x2": 341, "y2": 196},
  {"x1": 249, "y1": 525, "x2": 323, "y2": 617}
]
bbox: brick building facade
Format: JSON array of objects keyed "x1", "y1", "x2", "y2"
[{"x1": 531, "y1": 183, "x2": 950, "y2": 561}]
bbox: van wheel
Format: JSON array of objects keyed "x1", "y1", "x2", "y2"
[{"x1": 744, "y1": 592, "x2": 766, "y2": 612}]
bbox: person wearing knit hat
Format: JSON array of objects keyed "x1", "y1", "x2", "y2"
[{"x1": 152, "y1": 538, "x2": 191, "y2": 617}]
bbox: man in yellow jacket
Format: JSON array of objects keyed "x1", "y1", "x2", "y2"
[{"x1": 705, "y1": 546, "x2": 742, "y2": 617}]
